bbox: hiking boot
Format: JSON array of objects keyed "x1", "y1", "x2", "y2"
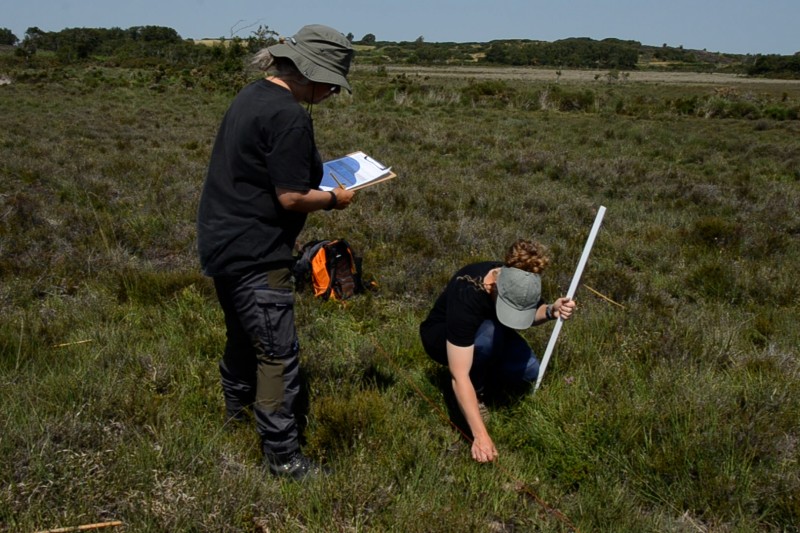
[{"x1": 266, "y1": 451, "x2": 325, "y2": 481}]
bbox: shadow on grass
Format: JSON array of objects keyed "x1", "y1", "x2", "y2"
[{"x1": 429, "y1": 366, "x2": 533, "y2": 444}]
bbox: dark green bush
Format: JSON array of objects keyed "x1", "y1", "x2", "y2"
[
  {"x1": 686, "y1": 260, "x2": 744, "y2": 303},
  {"x1": 688, "y1": 216, "x2": 742, "y2": 249},
  {"x1": 544, "y1": 85, "x2": 596, "y2": 112}
]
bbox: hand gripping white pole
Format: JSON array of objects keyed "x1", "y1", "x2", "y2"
[{"x1": 534, "y1": 206, "x2": 606, "y2": 391}]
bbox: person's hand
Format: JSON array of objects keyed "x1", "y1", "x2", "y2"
[
  {"x1": 471, "y1": 434, "x2": 498, "y2": 463},
  {"x1": 553, "y1": 297, "x2": 576, "y2": 320},
  {"x1": 332, "y1": 187, "x2": 355, "y2": 209}
]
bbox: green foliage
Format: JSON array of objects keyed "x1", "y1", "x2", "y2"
[
  {"x1": 7, "y1": 25, "x2": 250, "y2": 84},
  {"x1": 687, "y1": 216, "x2": 742, "y2": 249},
  {"x1": 1, "y1": 61, "x2": 799, "y2": 531},
  {"x1": 0, "y1": 27, "x2": 18, "y2": 46},
  {"x1": 484, "y1": 37, "x2": 639, "y2": 69},
  {"x1": 747, "y1": 54, "x2": 800, "y2": 79},
  {"x1": 22, "y1": 25, "x2": 182, "y2": 60},
  {"x1": 7, "y1": 26, "x2": 798, "y2": 78},
  {"x1": 541, "y1": 84, "x2": 596, "y2": 112}
]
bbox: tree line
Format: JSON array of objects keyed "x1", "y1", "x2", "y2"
[
  {"x1": 1, "y1": 25, "x2": 798, "y2": 78},
  {"x1": 483, "y1": 37, "x2": 640, "y2": 69},
  {"x1": 3, "y1": 25, "x2": 276, "y2": 68}
]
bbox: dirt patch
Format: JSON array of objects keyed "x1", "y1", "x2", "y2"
[
  {"x1": 370, "y1": 65, "x2": 800, "y2": 88},
  {"x1": 193, "y1": 39, "x2": 226, "y2": 47}
]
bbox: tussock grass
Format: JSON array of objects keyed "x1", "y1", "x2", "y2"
[{"x1": 1, "y1": 63, "x2": 799, "y2": 531}]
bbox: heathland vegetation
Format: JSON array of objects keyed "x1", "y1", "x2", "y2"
[
  {"x1": 2, "y1": 24, "x2": 800, "y2": 78},
  {"x1": 1, "y1": 24, "x2": 799, "y2": 532}
]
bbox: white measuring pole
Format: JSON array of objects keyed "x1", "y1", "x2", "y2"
[{"x1": 534, "y1": 206, "x2": 606, "y2": 391}]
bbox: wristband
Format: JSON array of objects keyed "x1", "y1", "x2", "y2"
[
  {"x1": 545, "y1": 304, "x2": 555, "y2": 320},
  {"x1": 323, "y1": 190, "x2": 337, "y2": 211}
]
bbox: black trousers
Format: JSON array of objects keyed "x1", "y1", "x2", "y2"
[{"x1": 213, "y1": 267, "x2": 300, "y2": 458}]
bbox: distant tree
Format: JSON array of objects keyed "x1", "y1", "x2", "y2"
[
  {"x1": 227, "y1": 37, "x2": 245, "y2": 58},
  {"x1": 346, "y1": 32, "x2": 354, "y2": 43},
  {"x1": 484, "y1": 43, "x2": 509, "y2": 63},
  {"x1": 14, "y1": 29, "x2": 38, "y2": 63},
  {"x1": 747, "y1": 53, "x2": 800, "y2": 77},
  {"x1": 415, "y1": 35, "x2": 425, "y2": 44},
  {"x1": 49, "y1": 28, "x2": 103, "y2": 61},
  {"x1": 361, "y1": 33, "x2": 376, "y2": 45},
  {"x1": 0, "y1": 27, "x2": 18, "y2": 46},
  {"x1": 23, "y1": 27, "x2": 46, "y2": 48},
  {"x1": 129, "y1": 26, "x2": 181, "y2": 42},
  {"x1": 247, "y1": 24, "x2": 278, "y2": 52}
]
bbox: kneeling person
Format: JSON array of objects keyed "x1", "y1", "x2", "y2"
[{"x1": 419, "y1": 239, "x2": 575, "y2": 463}]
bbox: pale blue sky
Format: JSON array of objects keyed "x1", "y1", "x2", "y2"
[{"x1": 5, "y1": 0, "x2": 798, "y2": 55}]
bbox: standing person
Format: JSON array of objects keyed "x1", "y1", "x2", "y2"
[
  {"x1": 197, "y1": 24, "x2": 355, "y2": 480},
  {"x1": 419, "y1": 239, "x2": 576, "y2": 463}
]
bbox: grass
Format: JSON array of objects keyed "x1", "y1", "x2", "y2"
[{"x1": 1, "y1": 60, "x2": 799, "y2": 531}]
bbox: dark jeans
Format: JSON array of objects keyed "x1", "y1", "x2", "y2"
[
  {"x1": 213, "y1": 267, "x2": 300, "y2": 458},
  {"x1": 470, "y1": 319, "x2": 540, "y2": 393}
]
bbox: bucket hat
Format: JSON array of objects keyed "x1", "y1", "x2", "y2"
[
  {"x1": 495, "y1": 267, "x2": 542, "y2": 330},
  {"x1": 268, "y1": 24, "x2": 354, "y2": 92}
]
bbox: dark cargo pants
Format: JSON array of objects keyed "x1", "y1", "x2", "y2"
[{"x1": 213, "y1": 267, "x2": 301, "y2": 458}]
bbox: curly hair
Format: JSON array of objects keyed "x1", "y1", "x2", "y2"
[
  {"x1": 504, "y1": 239, "x2": 550, "y2": 274},
  {"x1": 457, "y1": 239, "x2": 550, "y2": 291}
]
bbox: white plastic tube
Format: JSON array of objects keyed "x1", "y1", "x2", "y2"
[{"x1": 534, "y1": 206, "x2": 606, "y2": 391}]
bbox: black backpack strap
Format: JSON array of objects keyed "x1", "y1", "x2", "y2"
[
  {"x1": 292, "y1": 239, "x2": 329, "y2": 289},
  {"x1": 320, "y1": 240, "x2": 343, "y2": 300}
]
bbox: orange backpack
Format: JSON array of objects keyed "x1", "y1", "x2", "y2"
[{"x1": 294, "y1": 239, "x2": 365, "y2": 301}]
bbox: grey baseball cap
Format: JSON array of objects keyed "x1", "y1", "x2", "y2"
[
  {"x1": 268, "y1": 24, "x2": 354, "y2": 92},
  {"x1": 495, "y1": 267, "x2": 542, "y2": 330}
]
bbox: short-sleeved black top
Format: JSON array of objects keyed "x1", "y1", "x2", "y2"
[
  {"x1": 197, "y1": 79, "x2": 323, "y2": 277},
  {"x1": 419, "y1": 261, "x2": 503, "y2": 363}
]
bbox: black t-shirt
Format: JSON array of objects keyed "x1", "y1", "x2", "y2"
[
  {"x1": 197, "y1": 79, "x2": 323, "y2": 276},
  {"x1": 419, "y1": 261, "x2": 503, "y2": 363}
]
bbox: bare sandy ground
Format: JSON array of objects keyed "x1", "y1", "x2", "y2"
[{"x1": 371, "y1": 65, "x2": 800, "y2": 88}]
